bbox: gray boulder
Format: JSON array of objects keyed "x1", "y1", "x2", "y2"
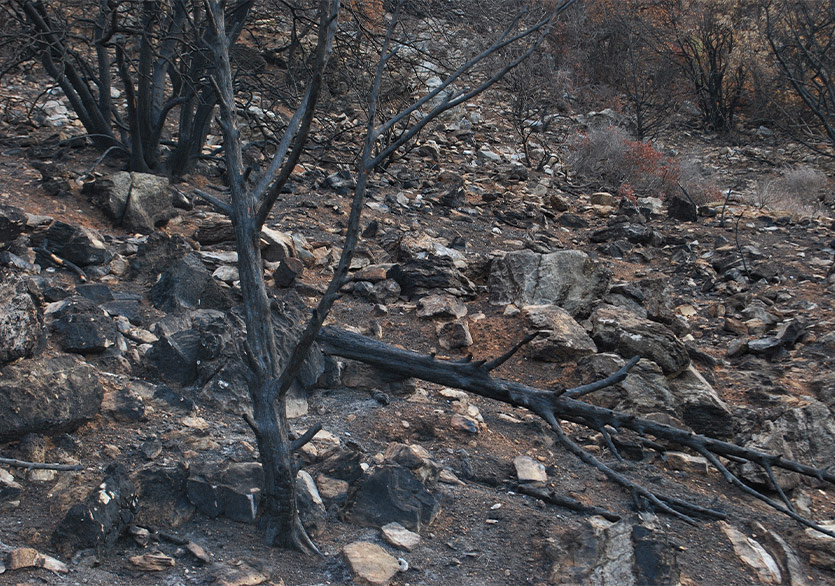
[
  {"x1": 0, "y1": 354, "x2": 103, "y2": 441},
  {"x1": 84, "y1": 172, "x2": 176, "y2": 233},
  {"x1": 523, "y1": 304, "x2": 597, "y2": 362},
  {"x1": 489, "y1": 250, "x2": 610, "y2": 317},
  {"x1": 590, "y1": 304, "x2": 690, "y2": 376},
  {"x1": 0, "y1": 268, "x2": 44, "y2": 366}
]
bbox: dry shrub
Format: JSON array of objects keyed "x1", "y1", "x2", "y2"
[
  {"x1": 567, "y1": 125, "x2": 679, "y2": 200},
  {"x1": 755, "y1": 167, "x2": 831, "y2": 215},
  {"x1": 677, "y1": 159, "x2": 722, "y2": 205}
]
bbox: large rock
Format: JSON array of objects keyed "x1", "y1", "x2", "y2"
[
  {"x1": 0, "y1": 268, "x2": 44, "y2": 366},
  {"x1": 52, "y1": 463, "x2": 137, "y2": 555},
  {"x1": 84, "y1": 172, "x2": 176, "y2": 233},
  {"x1": 388, "y1": 256, "x2": 476, "y2": 299},
  {"x1": 547, "y1": 516, "x2": 680, "y2": 585},
  {"x1": 148, "y1": 297, "x2": 323, "y2": 417},
  {"x1": 523, "y1": 304, "x2": 597, "y2": 362},
  {"x1": 667, "y1": 365, "x2": 733, "y2": 438},
  {"x1": 590, "y1": 304, "x2": 690, "y2": 376},
  {"x1": 489, "y1": 250, "x2": 610, "y2": 317},
  {"x1": 40, "y1": 221, "x2": 108, "y2": 266},
  {"x1": 346, "y1": 466, "x2": 440, "y2": 531},
  {"x1": 575, "y1": 355, "x2": 731, "y2": 438},
  {"x1": 149, "y1": 253, "x2": 230, "y2": 313},
  {"x1": 0, "y1": 354, "x2": 103, "y2": 441},
  {"x1": 47, "y1": 296, "x2": 118, "y2": 354},
  {"x1": 737, "y1": 398, "x2": 835, "y2": 490},
  {"x1": 187, "y1": 461, "x2": 264, "y2": 523}
]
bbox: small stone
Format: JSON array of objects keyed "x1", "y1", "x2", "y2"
[
  {"x1": 273, "y1": 257, "x2": 304, "y2": 287},
  {"x1": 6, "y1": 547, "x2": 68, "y2": 573},
  {"x1": 513, "y1": 455, "x2": 547, "y2": 484},
  {"x1": 343, "y1": 541, "x2": 401, "y2": 585},
  {"x1": 437, "y1": 320, "x2": 473, "y2": 350},
  {"x1": 451, "y1": 413, "x2": 480, "y2": 434},
  {"x1": 212, "y1": 265, "x2": 239, "y2": 283},
  {"x1": 316, "y1": 474, "x2": 349, "y2": 502},
  {"x1": 128, "y1": 551, "x2": 175, "y2": 571},
  {"x1": 417, "y1": 294, "x2": 467, "y2": 319},
  {"x1": 727, "y1": 339, "x2": 748, "y2": 358},
  {"x1": 381, "y1": 522, "x2": 421, "y2": 551},
  {"x1": 663, "y1": 452, "x2": 709, "y2": 474}
]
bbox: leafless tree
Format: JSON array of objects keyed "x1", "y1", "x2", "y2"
[
  {"x1": 764, "y1": 0, "x2": 835, "y2": 153},
  {"x1": 202, "y1": 0, "x2": 578, "y2": 551}
]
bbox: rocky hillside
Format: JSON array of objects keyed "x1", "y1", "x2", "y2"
[{"x1": 1, "y1": 59, "x2": 835, "y2": 584}]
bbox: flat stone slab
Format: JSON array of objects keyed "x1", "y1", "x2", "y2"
[
  {"x1": 343, "y1": 541, "x2": 401, "y2": 585},
  {"x1": 381, "y1": 522, "x2": 421, "y2": 551}
]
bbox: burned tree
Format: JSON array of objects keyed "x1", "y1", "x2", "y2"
[{"x1": 202, "y1": 0, "x2": 579, "y2": 551}]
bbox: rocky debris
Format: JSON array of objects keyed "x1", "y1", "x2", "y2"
[
  {"x1": 662, "y1": 452, "x2": 710, "y2": 474},
  {"x1": 489, "y1": 250, "x2": 610, "y2": 317},
  {"x1": 546, "y1": 516, "x2": 679, "y2": 585},
  {"x1": 381, "y1": 522, "x2": 421, "y2": 551},
  {"x1": 436, "y1": 319, "x2": 473, "y2": 350},
  {"x1": 343, "y1": 541, "x2": 401, "y2": 585},
  {"x1": 666, "y1": 365, "x2": 733, "y2": 439},
  {"x1": 128, "y1": 232, "x2": 194, "y2": 282},
  {"x1": 719, "y1": 522, "x2": 782, "y2": 584},
  {"x1": 0, "y1": 354, "x2": 103, "y2": 441},
  {"x1": 0, "y1": 204, "x2": 28, "y2": 244},
  {"x1": 590, "y1": 304, "x2": 690, "y2": 376},
  {"x1": 83, "y1": 172, "x2": 176, "y2": 233},
  {"x1": 346, "y1": 465, "x2": 440, "y2": 531},
  {"x1": 737, "y1": 398, "x2": 835, "y2": 490},
  {"x1": 4, "y1": 547, "x2": 68, "y2": 574},
  {"x1": 150, "y1": 254, "x2": 231, "y2": 313},
  {"x1": 187, "y1": 461, "x2": 263, "y2": 523},
  {"x1": 811, "y1": 374, "x2": 835, "y2": 410},
  {"x1": 52, "y1": 463, "x2": 137, "y2": 555},
  {"x1": 39, "y1": 221, "x2": 108, "y2": 266},
  {"x1": 0, "y1": 268, "x2": 44, "y2": 366},
  {"x1": 513, "y1": 455, "x2": 547, "y2": 484},
  {"x1": 47, "y1": 296, "x2": 118, "y2": 354},
  {"x1": 523, "y1": 304, "x2": 597, "y2": 362},
  {"x1": 260, "y1": 226, "x2": 298, "y2": 262}
]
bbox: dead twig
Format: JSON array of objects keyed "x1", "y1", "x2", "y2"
[{"x1": 0, "y1": 456, "x2": 82, "y2": 471}]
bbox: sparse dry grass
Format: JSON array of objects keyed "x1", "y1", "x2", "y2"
[{"x1": 754, "y1": 166, "x2": 831, "y2": 216}]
